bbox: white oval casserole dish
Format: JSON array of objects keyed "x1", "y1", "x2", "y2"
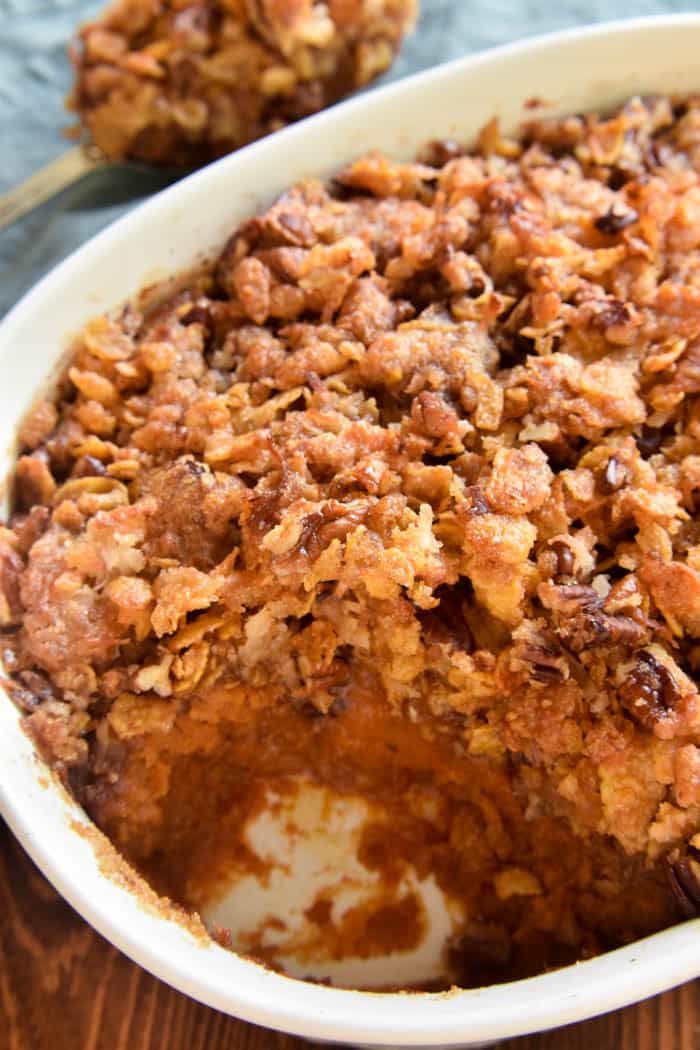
[{"x1": 2, "y1": 15, "x2": 700, "y2": 1048}]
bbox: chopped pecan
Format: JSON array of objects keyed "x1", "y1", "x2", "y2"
[
  {"x1": 521, "y1": 644, "x2": 565, "y2": 683},
  {"x1": 539, "y1": 582, "x2": 646, "y2": 652},
  {"x1": 411, "y1": 391, "x2": 460, "y2": 440},
  {"x1": 601, "y1": 616, "x2": 648, "y2": 645},
  {"x1": 296, "y1": 511, "x2": 324, "y2": 559},
  {"x1": 549, "y1": 540, "x2": 575, "y2": 578},
  {"x1": 619, "y1": 650, "x2": 680, "y2": 730},
  {"x1": 667, "y1": 854, "x2": 700, "y2": 918},
  {"x1": 594, "y1": 205, "x2": 639, "y2": 234}
]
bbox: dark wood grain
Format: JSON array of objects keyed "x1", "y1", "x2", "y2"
[{"x1": 1, "y1": 819, "x2": 698, "y2": 1050}]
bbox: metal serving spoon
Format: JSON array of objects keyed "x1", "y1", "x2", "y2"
[{"x1": 0, "y1": 144, "x2": 186, "y2": 233}]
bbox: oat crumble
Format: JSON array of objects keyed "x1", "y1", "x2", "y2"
[
  {"x1": 68, "y1": 0, "x2": 417, "y2": 165},
  {"x1": 4, "y1": 95, "x2": 700, "y2": 985}
]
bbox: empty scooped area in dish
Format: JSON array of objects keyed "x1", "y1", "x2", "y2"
[{"x1": 73, "y1": 679, "x2": 675, "y2": 988}]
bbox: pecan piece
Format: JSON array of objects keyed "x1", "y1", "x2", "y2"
[
  {"x1": 619, "y1": 650, "x2": 680, "y2": 730},
  {"x1": 594, "y1": 205, "x2": 639, "y2": 234},
  {"x1": 296, "y1": 511, "x2": 324, "y2": 559},
  {"x1": 539, "y1": 582, "x2": 646, "y2": 652},
  {"x1": 549, "y1": 540, "x2": 575, "y2": 578},
  {"x1": 411, "y1": 391, "x2": 460, "y2": 440},
  {"x1": 521, "y1": 644, "x2": 565, "y2": 683},
  {"x1": 667, "y1": 855, "x2": 700, "y2": 918}
]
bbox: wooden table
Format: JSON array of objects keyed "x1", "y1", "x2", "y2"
[{"x1": 1, "y1": 820, "x2": 698, "y2": 1050}]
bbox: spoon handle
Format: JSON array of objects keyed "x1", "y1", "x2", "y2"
[{"x1": 0, "y1": 145, "x2": 107, "y2": 233}]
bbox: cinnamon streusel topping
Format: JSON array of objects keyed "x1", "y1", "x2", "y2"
[
  {"x1": 68, "y1": 0, "x2": 417, "y2": 165},
  {"x1": 4, "y1": 95, "x2": 700, "y2": 985}
]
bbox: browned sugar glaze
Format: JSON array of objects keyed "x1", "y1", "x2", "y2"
[
  {"x1": 4, "y1": 95, "x2": 700, "y2": 987},
  {"x1": 67, "y1": 0, "x2": 417, "y2": 166}
]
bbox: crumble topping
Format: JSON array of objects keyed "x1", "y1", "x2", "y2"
[
  {"x1": 68, "y1": 0, "x2": 417, "y2": 165},
  {"x1": 4, "y1": 94, "x2": 700, "y2": 984}
]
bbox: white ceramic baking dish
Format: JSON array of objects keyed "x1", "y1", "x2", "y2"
[{"x1": 2, "y1": 15, "x2": 700, "y2": 1047}]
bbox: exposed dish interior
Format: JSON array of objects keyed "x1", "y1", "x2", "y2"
[{"x1": 3, "y1": 94, "x2": 700, "y2": 989}]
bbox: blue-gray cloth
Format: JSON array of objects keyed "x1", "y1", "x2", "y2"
[{"x1": 1, "y1": 0, "x2": 697, "y2": 318}]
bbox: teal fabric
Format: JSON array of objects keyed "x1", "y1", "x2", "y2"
[{"x1": 0, "y1": 0, "x2": 696, "y2": 316}]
